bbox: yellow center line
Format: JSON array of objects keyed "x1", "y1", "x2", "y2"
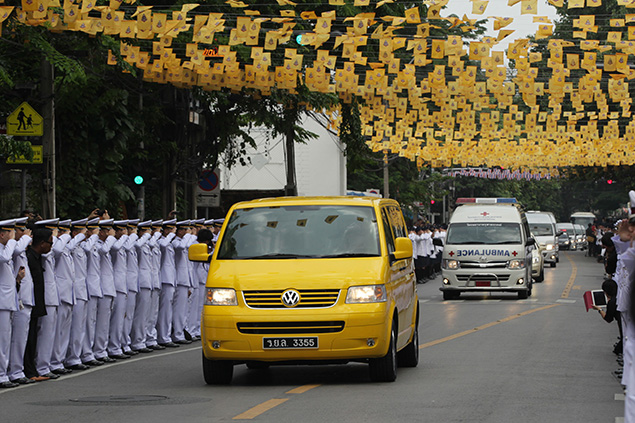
[
  {"x1": 286, "y1": 384, "x2": 321, "y2": 394},
  {"x1": 561, "y1": 253, "x2": 577, "y2": 299},
  {"x1": 233, "y1": 398, "x2": 289, "y2": 420},
  {"x1": 418, "y1": 304, "x2": 560, "y2": 350}
]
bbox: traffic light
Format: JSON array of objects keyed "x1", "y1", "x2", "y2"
[
  {"x1": 134, "y1": 175, "x2": 144, "y2": 185},
  {"x1": 607, "y1": 179, "x2": 614, "y2": 185},
  {"x1": 430, "y1": 200, "x2": 435, "y2": 205}
]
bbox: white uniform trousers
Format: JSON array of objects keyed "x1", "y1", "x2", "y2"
[
  {"x1": 107, "y1": 292, "x2": 127, "y2": 356},
  {"x1": 8, "y1": 305, "x2": 31, "y2": 380},
  {"x1": 0, "y1": 310, "x2": 13, "y2": 383},
  {"x1": 64, "y1": 299, "x2": 87, "y2": 367},
  {"x1": 93, "y1": 296, "x2": 113, "y2": 359},
  {"x1": 145, "y1": 288, "x2": 160, "y2": 347},
  {"x1": 131, "y1": 288, "x2": 151, "y2": 350},
  {"x1": 50, "y1": 302, "x2": 72, "y2": 371},
  {"x1": 624, "y1": 313, "x2": 633, "y2": 389},
  {"x1": 35, "y1": 305, "x2": 57, "y2": 375},
  {"x1": 122, "y1": 291, "x2": 137, "y2": 352},
  {"x1": 186, "y1": 284, "x2": 201, "y2": 338},
  {"x1": 156, "y1": 284, "x2": 175, "y2": 345},
  {"x1": 172, "y1": 285, "x2": 189, "y2": 342},
  {"x1": 80, "y1": 297, "x2": 99, "y2": 363}
]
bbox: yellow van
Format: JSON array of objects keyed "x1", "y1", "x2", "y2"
[{"x1": 189, "y1": 196, "x2": 419, "y2": 384}]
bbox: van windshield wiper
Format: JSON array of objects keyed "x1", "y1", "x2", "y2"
[
  {"x1": 491, "y1": 241, "x2": 522, "y2": 244},
  {"x1": 240, "y1": 253, "x2": 318, "y2": 259},
  {"x1": 318, "y1": 253, "x2": 379, "y2": 258}
]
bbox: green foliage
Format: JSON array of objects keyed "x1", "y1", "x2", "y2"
[{"x1": 0, "y1": 135, "x2": 33, "y2": 161}]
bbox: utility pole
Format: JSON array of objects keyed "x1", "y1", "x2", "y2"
[
  {"x1": 137, "y1": 76, "x2": 145, "y2": 220},
  {"x1": 383, "y1": 150, "x2": 389, "y2": 198},
  {"x1": 41, "y1": 57, "x2": 55, "y2": 218},
  {"x1": 284, "y1": 103, "x2": 298, "y2": 196}
]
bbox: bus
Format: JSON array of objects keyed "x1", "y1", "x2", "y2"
[{"x1": 570, "y1": 212, "x2": 596, "y2": 228}]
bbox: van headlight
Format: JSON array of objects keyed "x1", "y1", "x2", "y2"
[
  {"x1": 508, "y1": 259, "x2": 525, "y2": 269},
  {"x1": 204, "y1": 288, "x2": 238, "y2": 306},
  {"x1": 444, "y1": 259, "x2": 460, "y2": 270},
  {"x1": 532, "y1": 255, "x2": 541, "y2": 264},
  {"x1": 545, "y1": 244, "x2": 554, "y2": 251},
  {"x1": 346, "y1": 285, "x2": 387, "y2": 303}
]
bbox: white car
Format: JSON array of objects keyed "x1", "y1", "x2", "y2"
[{"x1": 531, "y1": 245, "x2": 545, "y2": 283}]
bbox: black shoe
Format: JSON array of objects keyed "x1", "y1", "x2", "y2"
[
  {"x1": 83, "y1": 360, "x2": 104, "y2": 366},
  {"x1": 184, "y1": 330, "x2": 192, "y2": 341},
  {"x1": 41, "y1": 372, "x2": 60, "y2": 379},
  {"x1": 123, "y1": 350, "x2": 139, "y2": 356},
  {"x1": 109, "y1": 354, "x2": 131, "y2": 360},
  {"x1": 159, "y1": 342, "x2": 180, "y2": 348},
  {"x1": 174, "y1": 339, "x2": 192, "y2": 345},
  {"x1": 68, "y1": 363, "x2": 90, "y2": 371},
  {"x1": 11, "y1": 377, "x2": 35, "y2": 385},
  {"x1": 133, "y1": 347, "x2": 154, "y2": 353},
  {"x1": 191, "y1": 335, "x2": 201, "y2": 342},
  {"x1": 97, "y1": 356, "x2": 117, "y2": 363},
  {"x1": 150, "y1": 344, "x2": 166, "y2": 350},
  {"x1": 52, "y1": 368, "x2": 72, "y2": 375},
  {"x1": 0, "y1": 381, "x2": 19, "y2": 388}
]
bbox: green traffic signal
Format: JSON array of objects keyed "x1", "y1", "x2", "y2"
[{"x1": 134, "y1": 175, "x2": 144, "y2": 185}]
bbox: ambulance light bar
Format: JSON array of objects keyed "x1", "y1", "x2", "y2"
[{"x1": 456, "y1": 198, "x2": 517, "y2": 204}]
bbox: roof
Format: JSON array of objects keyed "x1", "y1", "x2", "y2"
[{"x1": 231, "y1": 196, "x2": 397, "y2": 209}]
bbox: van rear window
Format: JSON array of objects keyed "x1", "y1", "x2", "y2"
[
  {"x1": 217, "y1": 205, "x2": 380, "y2": 259},
  {"x1": 446, "y1": 223, "x2": 522, "y2": 245}
]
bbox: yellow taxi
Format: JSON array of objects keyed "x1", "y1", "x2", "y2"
[{"x1": 189, "y1": 196, "x2": 419, "y2": 384}]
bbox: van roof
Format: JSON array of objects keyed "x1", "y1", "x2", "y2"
[{"x1": 231, "y1": 196, "x2": 397, "y2": 209}]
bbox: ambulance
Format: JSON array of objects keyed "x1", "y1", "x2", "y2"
[{"x1": 440, "y1": 198, "x2": 535, "y2": 300}]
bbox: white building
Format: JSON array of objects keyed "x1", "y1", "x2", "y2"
[{"x1": 219, "y1": 113, "x2": 347, "y2": 196}]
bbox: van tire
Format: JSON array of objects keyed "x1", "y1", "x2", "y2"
[
  {"x1": 518, "y1": 290, "x2": 528, "y2": 300},
  {"x1": 550, "y1": 262, "x2": 556, "y2": 268},
  {"x1": 369, "y1": 320, "x2": 397, "y2": 382},
  {"x1": 397, "y1": 317, "x2": 419, "y2": 368},
  {"x1": 202, "y1": 353, "x2": 233, "y2": 385}
]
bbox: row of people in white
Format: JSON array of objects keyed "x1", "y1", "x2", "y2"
[{"x1": 0, "y1": 215, "x2": 221, "y2": 387}]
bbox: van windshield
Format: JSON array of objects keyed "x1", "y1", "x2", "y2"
[
  {"x1": 529, "y1": 223, "x2": 554, "y2": 236},
  {"x1": 216, "y1": 205, "x2": 381, "y2": 259},
  {"x1": 446, "y1": 223, "x2": 522, "y2": 245}
]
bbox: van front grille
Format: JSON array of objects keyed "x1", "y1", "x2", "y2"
[
  {"x1": 456, "y1": 274, "x2": 511, "y2": 282},
  {"x1": 243, "y1": 289, "x2": 340, "y2": 309},
  {"x1": 237, "y1": 321, "x2": 345, "y2": 334}
]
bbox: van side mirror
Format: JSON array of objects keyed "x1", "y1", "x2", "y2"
[
  {"x1": 189, "y1": 243, "x2": 211, "y2": 262},
  {"x1": 393, "y1": 237, "x2": 413, "y2": 261},
  {"x1": 526, "y1": 237, "x2": 535, "y2": 247},
  {"x1": 556, "y1": 231, "x2": 564, "y2": 237}
]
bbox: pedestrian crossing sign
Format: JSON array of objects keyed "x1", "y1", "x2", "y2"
[{"x1": 6, "y1": 102, "x2": 43, "y2": 136}]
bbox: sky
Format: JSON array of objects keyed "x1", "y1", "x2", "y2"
[{"x1": 440, "y1": 0, "x2": 560, "y2": 52}]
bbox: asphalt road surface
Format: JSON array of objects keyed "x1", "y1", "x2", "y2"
[{"x1": 0, "y1": 250, "x2": 625, "y2": 423}]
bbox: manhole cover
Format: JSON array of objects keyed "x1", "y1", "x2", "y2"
[{"x1": 70, "y1": 395, "x2": 168, "y2": 404}]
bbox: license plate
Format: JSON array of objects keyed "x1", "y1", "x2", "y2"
[
  {"x1": 475, "y1": 281, "x2": 491, "y2": 287},
  {"x1": 263, "y1": 337, "x2": 318, "y2": 349}
]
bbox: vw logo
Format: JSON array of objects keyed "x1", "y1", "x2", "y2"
[{"x1": 281, "y1": 289, "x2": 300, "y2": 307}]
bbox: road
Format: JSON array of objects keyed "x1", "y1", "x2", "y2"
[{"x1": 0, "y1": 251, "x2": 624, "y2": 422}]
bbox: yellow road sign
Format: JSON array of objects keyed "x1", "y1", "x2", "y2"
[
  {"x1": 6, "y1": 102, "x2": 43, "y2": 136},
  {"x1": 6, "y1": 145, "x2": 43, "y2": 164}
]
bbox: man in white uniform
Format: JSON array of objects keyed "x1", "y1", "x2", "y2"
[
  {"x1": 94, "y1": 219, "x2": 117, "y2": 363},
  {"x1": 130, "y1": 221, "x2": 154, "y2": 353},
  {"x1": 34, "y1": 218, "x2": 61, "y2": 379},
  {"x1": 0, "y1": 219, "x2": 18, "y2": 388},
  {"x1": 122, "y1": 219, "x2": 141, "y2": 355},
  {"x1": 146, "y1": 220, "x2": 165, "y2": 351},
  {"x1": 157, "y1": 219, "x2": 178, "y2": 348},
  {"x1": 172, "y1": 220, "x2": 193, "y2": 344},
  {"x1": 64, "y1": 219, "x2": 90, "y2": 371},
  {"x1": 107, "y1": 220, "x2": 130, "y2": 360},
  {"x1": 8, "y1": 218, "x2": 35, "y2": 385}
]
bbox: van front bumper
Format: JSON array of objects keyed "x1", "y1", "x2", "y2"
[
  {"x1": 440, "y1": 270, "x2": 529, "y2": 293},
  {"x1": 201, "y1": 305, "x2": 393, "y2": 362}
]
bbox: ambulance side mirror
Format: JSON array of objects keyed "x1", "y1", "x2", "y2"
[{"x1": 525, "y1": 237, "x2": 535, "y2": 247}]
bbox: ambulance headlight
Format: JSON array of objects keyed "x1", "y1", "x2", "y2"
[
  {"x1": 204, "y1": 288, "x2": 238, "y2": 306},
  {"x1": 444, "y1": 259, "x2": 459, "y2": 270},
  {"x1": 545, "y1": 244, "x2": 554, "y2": 251},
  {"x1": 508, "y1": 259, "x2": 525, "y2": 269}
]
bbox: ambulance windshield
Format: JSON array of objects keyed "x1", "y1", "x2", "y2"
[{"x1": 446, "y1": 223, "x2": 522, "y2": 245}]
